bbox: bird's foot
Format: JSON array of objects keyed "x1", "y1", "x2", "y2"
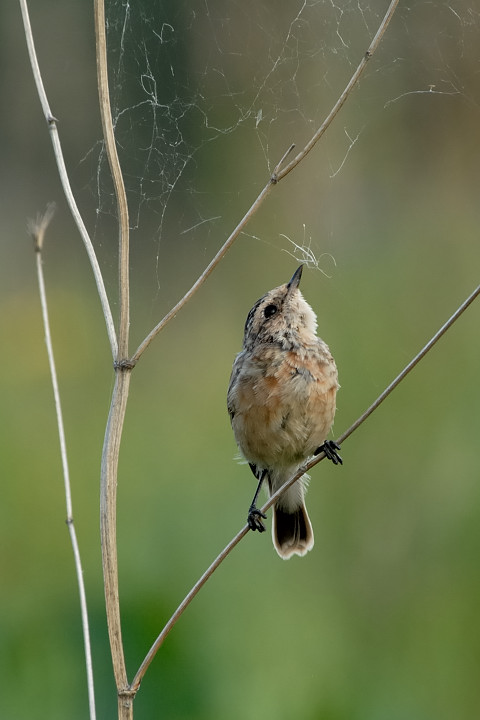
[
  {"x1": 314, "y1": 440, "x2": 343, "y2": 465},
  {"x1": 247, "y1": 505, "x2": 267, "y2": 532}
]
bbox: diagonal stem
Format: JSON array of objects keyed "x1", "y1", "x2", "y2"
[
  {"x1": 333, "y1": 280, "x2": 480, "y2": 447},
  {"x1": 129, "y1": 146, "x2": 295, "y2": 365},
  {"x1": 131, "y1": 0, "x2": 400, "y2": 363},
  {"x1": 276, "y1": 0, "x2": 400, "y2": 182},
  {"x1": 130, "y1": 278, "x2": 480, "y2": 692}
]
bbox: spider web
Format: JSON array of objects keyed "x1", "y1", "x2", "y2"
[{"x1": 92, "y1": 0, "x2": 478, "y2": 286}]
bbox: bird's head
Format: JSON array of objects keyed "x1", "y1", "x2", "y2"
[{"x1": 242, "y1": 265, "x2": 318, "y2": 350}]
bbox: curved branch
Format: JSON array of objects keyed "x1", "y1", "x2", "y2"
[{"x1": 19, "y1": 0, "x2": 118, "y2": 360}]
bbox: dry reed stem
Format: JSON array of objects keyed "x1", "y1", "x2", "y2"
[
  {"x1": 94, "y1": 0, "x2": 132, "y2": 700},
  {"x1": 131, "y1": 278, "x2": 480, "y2": 692}
]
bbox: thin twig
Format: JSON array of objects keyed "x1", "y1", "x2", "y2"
[
  {"x1": 130, "y1": 146, "x2": 296, "y2": 365},
  {"x1": 30, "y1": 206, "x2": 97, "y2": 720},
  {"x1": 333, "y1": 281, "x2": 480, "y2": 448},
  {"x1": 132, "y1": 0, "x2": 400, "y2": 364},
  {"x1": 271, "y1": 281, "x2": 480, "y2": 493},
  {"x1": 130, "y1": 524, "x2": 249, "y2": 692},
  {"x1": 130, "y1": 279, "x2": 480, "y2": 692},
  {"x1": 130, "y1": 182, "x2": 273, "y2": 364},
  {"x1": 276, "y1": 0, "x2": 400, "y2": 182},
  {"x1": 19, "y1": 0, "x2": 117, "y2": 360}
]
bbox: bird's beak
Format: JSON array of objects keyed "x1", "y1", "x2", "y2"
[{"x1": 287, "y1": 265, "x2": 303, "y2": 293}]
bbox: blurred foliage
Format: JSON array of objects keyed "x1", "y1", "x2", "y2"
[{"x1": 1, "y1": 0, "x2": 479, "y2": 718}]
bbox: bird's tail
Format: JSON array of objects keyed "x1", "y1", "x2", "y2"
[{"x1": 272, "y1": 501, "x2": 314, "y2": 559}]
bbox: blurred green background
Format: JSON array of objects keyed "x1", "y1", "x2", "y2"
[{"x1": 1, "y1": 1, "x2": 479, "y2": 718}]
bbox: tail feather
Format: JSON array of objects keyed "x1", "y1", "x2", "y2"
[{"x1": 272, "y1": 503, "x2": 314, "y2": 559}]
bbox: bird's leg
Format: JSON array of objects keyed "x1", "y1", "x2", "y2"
[
  {"x1": 247, "y1": 465, "x2": 268, "y2": 532},
  {"x1": 314, "y1": 440, "x2": 343, "y2": 466}
]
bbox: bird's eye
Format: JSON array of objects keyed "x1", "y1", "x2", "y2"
[{"x1": 263, "y1": 304, "x2": 278, "y2": 319}]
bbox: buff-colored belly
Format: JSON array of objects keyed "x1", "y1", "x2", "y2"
[{"x1": 232, "y1": 351, "x2": 337, "y2": 469}]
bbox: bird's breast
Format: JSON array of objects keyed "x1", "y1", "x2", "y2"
[{"x1": 230, "y1": 344, "x2": 338, "y2": 468}]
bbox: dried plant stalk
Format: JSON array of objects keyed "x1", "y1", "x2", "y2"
[
  {"x1": 22, "y1": 0, "x2": 407, "y2": 717},
  {"x1": 30, "y1": 205, "x2": 97, "y2": 720},
  {"x1": 19, "y1": 0, "x2": 117, "y2": 358}
]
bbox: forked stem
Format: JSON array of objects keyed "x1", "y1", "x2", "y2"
[{"x1": 23, "y1": 0, "x2": 405, "y2": 716}]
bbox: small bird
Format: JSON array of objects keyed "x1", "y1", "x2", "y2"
[{"x1": 227, "y1": 265, "x2": 341, "y2": 559}]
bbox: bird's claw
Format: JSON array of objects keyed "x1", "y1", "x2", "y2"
[
  {"x1": 247, "y1": 506, "x2": 267, "y2": 532},
  {"x1": 314, "y1": 440, "x2": 343, "y2": 465}
]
